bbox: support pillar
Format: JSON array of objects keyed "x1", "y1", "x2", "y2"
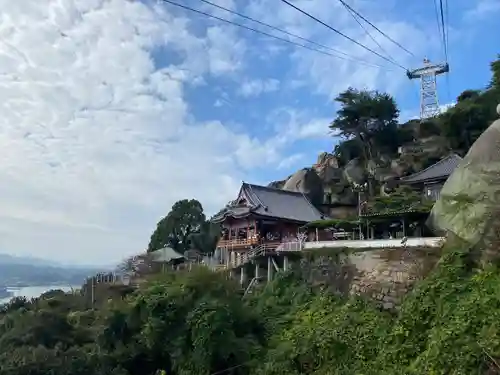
[
  {"x1": 255, "y1": 263, "x2": 260, "y2": 279},
  {"x1": 283, "y1": 256, "x2": 289, "y2": 271},
  {"x1": 231, "y1": 251, "x2": 236, "y2": 267},
  {"x1": 267, "y1": 256, "x2": 273, "y2": 283},
  {"x1": 240, "y1": 266, "x2": 246, "y2": 286}
]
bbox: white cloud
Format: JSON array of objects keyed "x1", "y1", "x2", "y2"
[
  {"x1": 464, "y1": 0, "x2": 500, "y2": 20},
  {"x1": 0, "y1": 0, "x2": 272, "y2": 265},
  {"x1": 267, "y1": 107, "x2": 331, "y2": 142},
  {"x1": 277, "y1": 153, "x2": 304, "y2": 170},
  {"x1": 238, "y1": 78, "x2": 280, "y2": 97}
]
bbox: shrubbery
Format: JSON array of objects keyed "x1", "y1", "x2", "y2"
[{"x1": 1, "y1": 238, "x2": 500, "y2": 374}]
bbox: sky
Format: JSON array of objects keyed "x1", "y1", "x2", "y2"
[{"x1": 0, "y1": 0, "x2": 498, "y2": 266}]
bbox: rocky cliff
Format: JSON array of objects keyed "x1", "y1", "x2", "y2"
[{"x1": 268, "y1": 130, "x2": 451, "y2": 218}]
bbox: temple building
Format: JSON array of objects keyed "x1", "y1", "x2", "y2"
[
  {"x1": 212, "y1": 182, "x2": 325, "y2": 266},
  {"x1": 399, "y1": 153, "x2": 462, "y2": 200}
]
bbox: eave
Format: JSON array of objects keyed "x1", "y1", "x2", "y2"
[{"x1": 400, "y1": 176, "x2": 448, "y2": 186}]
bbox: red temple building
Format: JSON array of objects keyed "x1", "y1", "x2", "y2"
[{"x1": 212, "y1": 182, "x2": 325, "y2": 267}]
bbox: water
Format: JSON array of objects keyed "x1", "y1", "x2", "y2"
[{"x1": 0, "y1": 285, "x2": 79, "y2": 305}]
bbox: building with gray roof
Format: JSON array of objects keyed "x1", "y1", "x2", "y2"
[
  {"x1": 212, "y1": 182, "x2": 326, "y2": 254},
  {"x1": 212, "y1": 182, "x2": 325, "y2": 224},
  {"x1": 400, "y1": 153, "x2": 463, "y2": 200}
]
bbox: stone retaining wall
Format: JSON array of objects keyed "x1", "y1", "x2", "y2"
[{"x1": 300, "y1": 247, "x2": 441, "y2": 309}]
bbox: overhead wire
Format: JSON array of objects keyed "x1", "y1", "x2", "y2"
[
  {"x1": 277, "y1": 0, "x2": 408, "y2": 70},
  {"x1": 432, "y1": 0, "x2": 451, "y2": 101},
  {"x1": 432, "y1": 0, "x2": 445, "y2": 61},
  {"x1": 194, "y1": 0, "x2": 383, "y2": 67},
  {"x1": 159, "y1": 0, "x2": 390, "y2": 70},
  {"x1": 336, "y1": 0, "x2": 415, "y2": 57},
  {"x1": 337, "y1": 0, "x2": 400, "y2": 67},
  {"x1": 442, "y1": 0, "x2": 452, "y2": 101},
  {"x1": 444, "y1": 0, "x2": 450, "y2": 57},
  {"x1": 438, "y1": 0, "x2": 448, "y2": 62}
]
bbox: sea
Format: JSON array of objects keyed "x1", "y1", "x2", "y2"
[{"x1": 0, "y1": 285, "x2": 80, "y2": 305}]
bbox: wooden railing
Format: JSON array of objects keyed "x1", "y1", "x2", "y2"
[{"x1": 217, "y1": 237, "x2": 259, "y2": 248}]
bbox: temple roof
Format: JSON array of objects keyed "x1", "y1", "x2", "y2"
[
  {"x1": 399, "y1": 153, "x2": 462, "y2": 184},
  {"x1": 212, "y1": 183, "x2": 326, "y2": 223}
]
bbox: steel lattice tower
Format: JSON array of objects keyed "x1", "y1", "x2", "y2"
[{"x1": 407, "y1": 58, "x2": 449, "y2": 119}]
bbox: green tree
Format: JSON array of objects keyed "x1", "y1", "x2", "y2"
[
  {"x1": 147, "y1": 199, "x2": 206, "y2": 253},
  {"x1": 188, "y1": 220, "x2": 221, "y2": 255},
  {"x1": 440, "y1": 98, "x2": 490, "y2": 151},
  {"x1": 489, "y1": 54, "x2": 500, "y2": 89},
  {"x1": 333, "y1": 138, "x2": 363, "y2": 166},
  {"x1": 129, "y1": 268, "x2": 263, "y2": 375},
  {"x1": 457, "y1": 89, "x2": 481, "y2": 102},
  {"x1": 330, "y1": 89, "x2": 400, "y2": 158},
  {"x1": 330, "y1": 88, "x2": 400, "y2": 193},
  {"x1": 417, "y1": 118, "x2": 441, "y2": 138}
]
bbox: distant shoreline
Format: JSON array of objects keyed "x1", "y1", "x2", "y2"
[{"x1": 0, "y1": 285, "x2": 80, "y2": 305}]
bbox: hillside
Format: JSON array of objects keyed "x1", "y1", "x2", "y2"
[
  {"x1": 0, "y1": 253, "x2": 57, "y2": 267},
  {"x1": 0, "y1": 254, "x2": 103, "y2": 287}
]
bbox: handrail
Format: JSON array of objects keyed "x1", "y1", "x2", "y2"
[
  {"x1": 275, "y1": 240, "x2": 304, "y2": 252},
  {"x1": 226, "y1": 244, "x2": 267, "y2": 269},
  {"x1": 217, "y1": 237, "x2": 259, "y2": 247}
]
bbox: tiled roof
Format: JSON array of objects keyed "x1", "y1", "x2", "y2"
[
  {"x1": 212, "y1": 183, "x2": 326, "y2": 223},
  {"x1": 400, "y1": 153, "x2": 462, "y2": 184},
  {"x1": 360, "y1": 206, "x2": 431, "y2": 218},
  {"x1": 150, "y1": 247, "x2": 185, "y2": 262}
]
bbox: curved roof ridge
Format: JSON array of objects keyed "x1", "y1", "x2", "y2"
[
  {"x1": 245, "y1": 182, "x2": 311, "y2": 196},
  {"x1": 243, "y1": 182, "x2": 266, "y2": 208}
]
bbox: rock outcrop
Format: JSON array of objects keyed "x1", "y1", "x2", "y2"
[
  {"x1": 269, "y1": 127, "x2": 453, "y2": 216},
  {"x1": 282, "y1": 168, "x2": 324, "y2": 207},
  {"x1": 428, "y1": 103, "x2": 500, "y2": 264}
]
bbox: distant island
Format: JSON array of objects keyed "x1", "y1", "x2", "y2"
[
  {"x1": 0, "y1": 253, "x2": 105, "y2": 289},
  {"x1": 0, "y1": 287, "x2": 12, "y2": 299}
]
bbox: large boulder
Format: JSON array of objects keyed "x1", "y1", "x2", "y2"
[
  {"x1": 343, "y1": 158, "x2": 366, "y2": 185},
  {"x1": 427, "y1": 103, "x2": 500, "y2": 260},
  {"x1": 282, "y1": 168, "x2": 324, "y2": 206},
  {"x1": 313, "y1": 152, "x2": 342, "y2": 182},
  {"x1": 268, "y1": 179, "x2": 287, "y2": 189},
  {"x1": 313, "y1": 152, "x2": 357, "y2": 206}
]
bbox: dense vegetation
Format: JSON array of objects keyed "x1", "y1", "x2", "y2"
[
  {"x1": 0, "y1": 56, "x2": 499, "y2": 374},
  {"x1": 2, "y1": 238, "x2": 500, "y2": 375}
]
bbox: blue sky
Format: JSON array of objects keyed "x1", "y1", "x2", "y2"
[
  {"x1": 166, "y1": 0, "x2": 500, "y2": 180},
  {"x1": 0, "y1": 0, "x2": 497, "y2": 265}
]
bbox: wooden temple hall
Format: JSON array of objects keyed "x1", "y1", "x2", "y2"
[{"x1": 211, "y1": 183, "x2": 325, "y2": 268}]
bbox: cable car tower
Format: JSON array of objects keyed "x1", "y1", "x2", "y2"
[{"x1": 407, "y1": 58, "x2": 449, "y2": 119}]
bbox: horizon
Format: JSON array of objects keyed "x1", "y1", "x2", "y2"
[{"x1": 0, "y1": 252, "x2": 115, "y2": 269}]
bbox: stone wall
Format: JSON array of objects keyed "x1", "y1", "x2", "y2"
[{"x1": 299, "y1": 247, "x2": 441, "y2": 309}]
